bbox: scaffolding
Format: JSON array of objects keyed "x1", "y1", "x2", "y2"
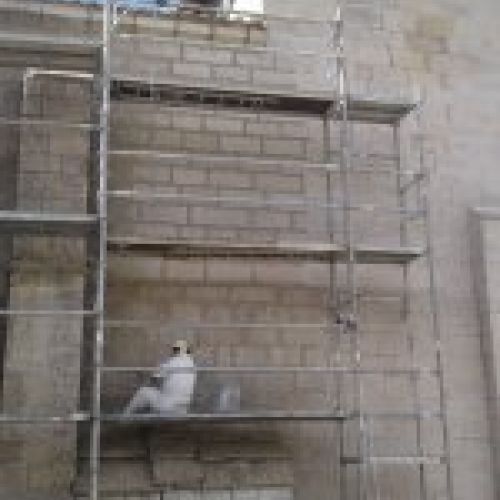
[{"x1": 0, "y1": 1, "x2": 453, "y2": 499}]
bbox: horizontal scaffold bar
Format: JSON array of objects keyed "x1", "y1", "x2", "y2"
[
  {"x1": 104, "y1": 321, "x2": 337, "y2": 329},
  {"x1": 111, "y1": 78, "x2": 417, "y2": 124},
  {"x1": 0, "y1": 211, "x2": 98, "y2": 235},
  {"x1": 107, "y1": 190, "x2": 425, "y2": 217},
  {"x1": 13, "y1": 68, "x2": 417, "y2": 124},
  {"x1": 0, "y1": 413, "x2": 89, "y2": 423},
  {"x1": 0, "y1": 117, "x2": 100, "y2": 130},
  {"x1": 101, "y1": 411, "x2": 349, "y2": 422},
  {"x1": 341, "y1": 455, "x2": 446, "y2": 465},
  {"x1": 100, "y1": 366, "x2": 439, "y2": 376},
  {"x1": 0, "y1": 411, "x2": 443, "y2": 424},
  {"x1": 107, "y1": 237, "x2": 425, "y2": 265},
  {"x1": 109, "y1": 149, "x2": 420, "y2": 177},
  {"x1": 0, "y1": 310, "x2": 96, "y2": 316}
]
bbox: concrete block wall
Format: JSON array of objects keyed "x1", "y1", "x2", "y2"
[
  {"x1": 16, "y1": 76, "x2": 93, "y2": 213},
  {"x1": 0, "y1": 0, "x2": 499, "y2": 498},
  {"x1": 108, "y1": 105, "x2": 409, "y2": 246},
  {"x1": 105, "y1": 1, "x2": 500, "y2": 498},
  {"x1": 0, "y1": 74, "x2": 93, "y2": 495},
  {"x1": 104, "y1": 17, "x2": 423, "y2": 500},
  {"x1": 109, "y1": 102, "x2": 334, "y2": 244},
  {"x1": 106, "y1": 37, "x2": 348, "y2": 493},
  {"x1": 0, "y1": 1, "x2": 101, "y2": 40},
  {"x1": 75, "y1": 425, "x2": 295, "y2": 497},
  {"x1": 0, "y1": 70, "x2": 22, "y2": 404},
  {"x1": 111, "y1": 17, "x2": 335, "y2": 96},
  {"x1": 331, "y1": 1, "x2": 498, "y2": 499}
]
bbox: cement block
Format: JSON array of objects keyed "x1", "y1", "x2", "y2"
[
  {"x1": 251, "y1": 69, "x2": 295, "y2": 89},
  {"x1": 183, "y1": 45, "x2": 233, "y2": 65},
  {"x1": 173, "y1": 62, "x2": 211, "y2": 80},
  {"x1": 171, "y1": 113, "x2": 203, "y2": 131},
  {"x1": 163, "y1": 260, "x2": 205, "y2": 282},
  {"x1": 152, "y1": 459, "x2": 204, "y2": 487},
  {"x1": 213, "y1": 65, "x2": 251, "y2": 84},
  {"x1": 205, "y1": 116, "x2": 245, "y2": 133},
  {"x1": 172, "y1": 166, "x2": 209, "y2": 185},
  {"x1": 255, "y1": 173, "x2": 303, "y2": 193},
  {"x1": 206, "y1": 260, "x2": 253, "y2": 282},
  {"x1": 181, "y1": 131, "x2": 219, "y2": 153},
  {"x1": 221, "y1": 135, "x2": 261, "y2": 155},
  {"x1": 236, "y1": 50, "x2": 275, "y2": 69},
  {"x1": 263, "y1": 138, "x2": 306, "y2": 158},
  {"x1": 209, "y1": 170, "x2": 253, "y2": 189},
  {"x1": 178, "y1": 21, "x2": 212, "y2": 39},
  {"x1": 191, "y1": 207, "x2": 248, "y2": 226}
]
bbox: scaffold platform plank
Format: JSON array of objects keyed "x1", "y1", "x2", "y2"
[
  {"x1": 107, "y1": 237, "x2": 424, "y2": 265},
  {"x1": 112, "y1": 79, "x2": 416, "y2": 124},
  {"x1": 0, "y1": 413, "x2": 89, "y2": 424},
  {"x1": 341, "y1": 455, "x2": 446, "y2": 465},
  {"x1": 0, "y1": 60, "x2": 415, "y2": 123},
  {"x1": 102, "y1": 411, "x2": 349, "y2": 423},
  {"x1": 0, "y1": 211, "x2": 98, "y2": 235}
]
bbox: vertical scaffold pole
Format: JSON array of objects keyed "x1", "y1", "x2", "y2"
[
  {"x1": 423, "y1": 175, "x2": 455, "y2": 500},
  {"x1": 90, "y1": 1, "x2": 111, "y2": 499},
  {"x1": 326, "y1": 20, "x2": 341, "y2": 500},
  {"x1": 334, "y1": 7, "x2": 365, "y2": 500},
  {"x1": 396, "y1": 116, "x2": 426, "y2": 500}
]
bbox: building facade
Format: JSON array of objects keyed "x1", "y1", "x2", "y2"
[{"x1": 0, "y1": 1, "x2": 499, "y2": 499}]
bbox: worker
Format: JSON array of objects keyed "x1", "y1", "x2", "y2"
[{"x1": 124, "y1": 340, "x2": 196, "y2": 414}]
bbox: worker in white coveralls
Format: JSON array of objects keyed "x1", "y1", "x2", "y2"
[{"x1": 124, "y1": 340, "x2": 196, "y2": 414}]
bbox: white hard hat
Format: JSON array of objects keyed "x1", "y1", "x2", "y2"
[{"x1": 172, "y1": 339, "x2": 190, "y2": 355}]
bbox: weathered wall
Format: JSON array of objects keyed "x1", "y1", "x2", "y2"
[
  {"x1": 0, "y1": 70, "x2": 21, "y2": 402},
  {"x1": 0, "y1": 0, "x2": 499, "y2": 499},
  {"x1": 113, "y1": 0, "x2": 500, "y2": 496},
  {"x1": 0, "y1": 74, "x2": 93, "y2": 494},
  {"x1": 103, "y1": 9, "x2": 434, "y2": 500},
  {"x1": 272, "y1": 1, "x2": 500, "y2": 498}
]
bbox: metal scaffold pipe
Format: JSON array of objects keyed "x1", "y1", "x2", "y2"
[{"x1": 90, "y1": 1, "x2": 111, "y2": 500}]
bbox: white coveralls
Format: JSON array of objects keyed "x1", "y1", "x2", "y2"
[{"x1": 124, "y1": 353, "x2": 196, "y2": 414}]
